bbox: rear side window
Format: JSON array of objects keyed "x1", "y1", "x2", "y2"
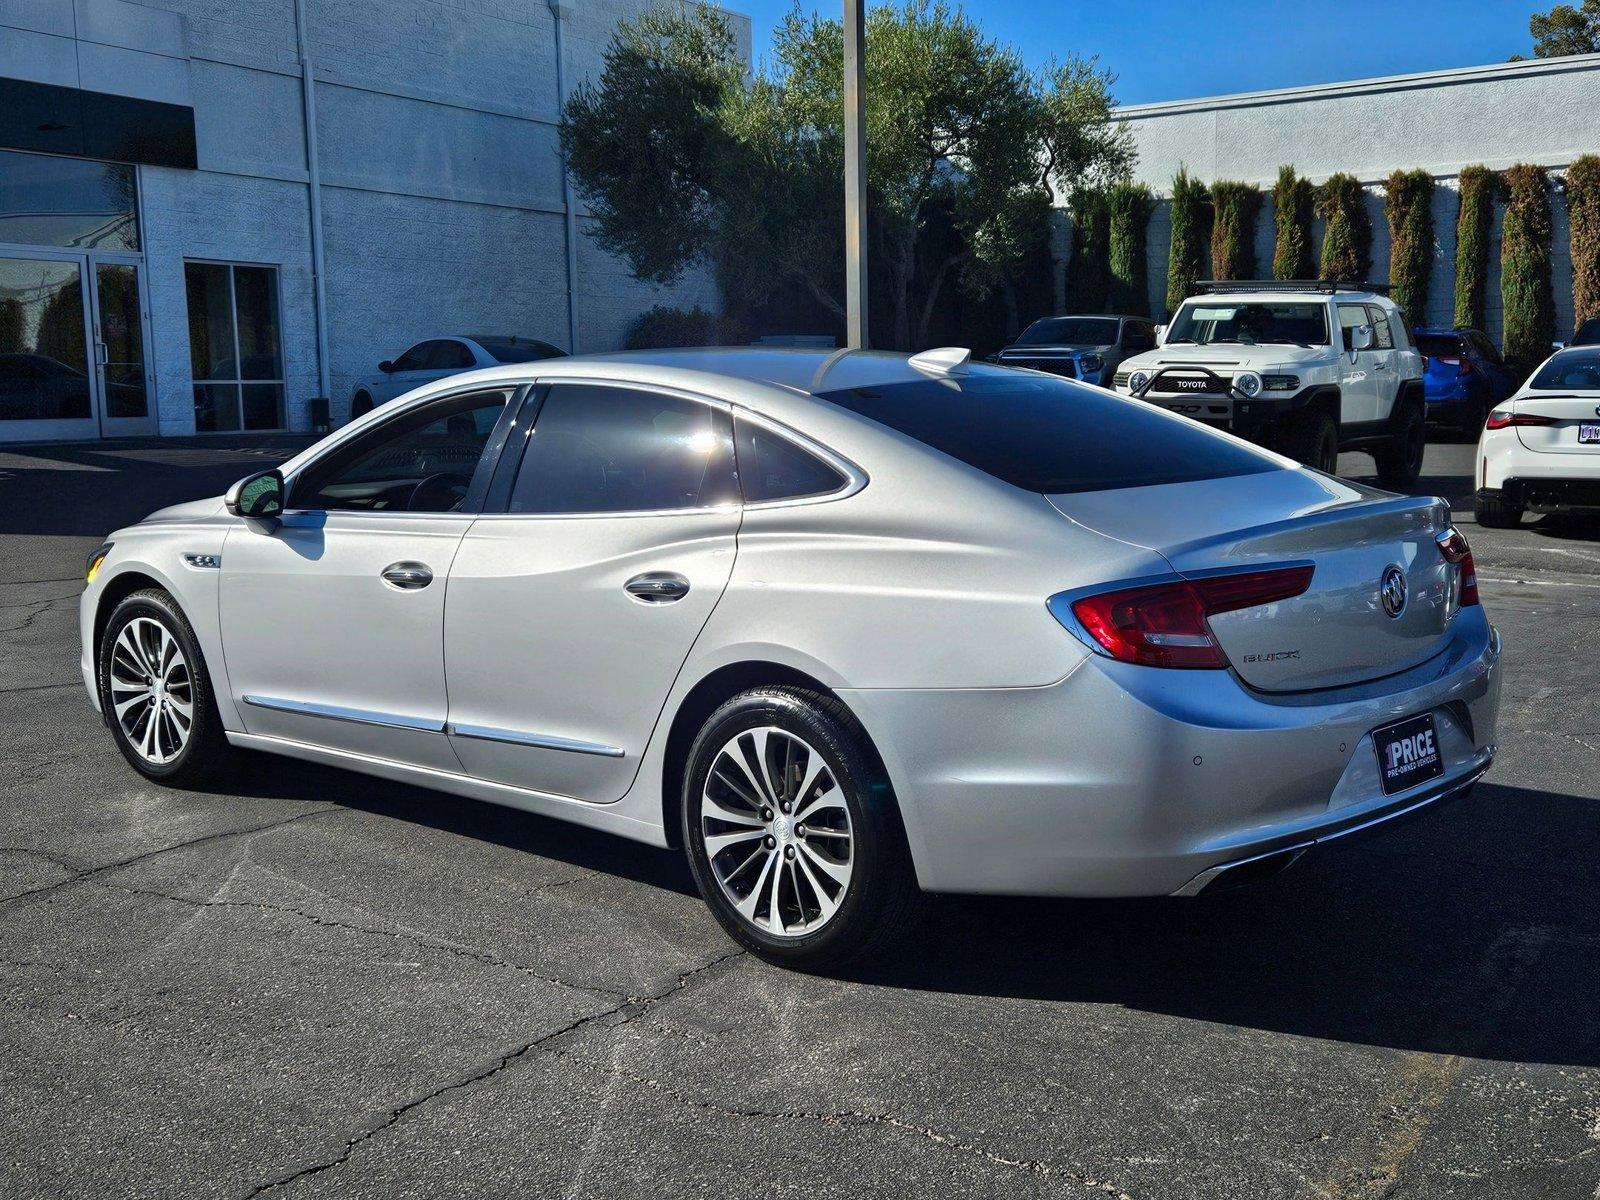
[
  {"x1": 509, "y1": 384, "x2": 737, "y2": 514},
  {"x1": 735, "y1": 416, "x2": 847, "y2": 502},
  {"x1": 817, "y1": 374, "x2": 1279, "y2": 495},
  {"x1": 433, "y1": 341, "x2": 475, "y2": 369},
  {"x1": 1365, "y1": 305, "x2": 1395, "y2": 350}
]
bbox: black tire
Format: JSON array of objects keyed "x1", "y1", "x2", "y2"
[
  {"x1": 682, "y1": 686, "x2": 922, "y2": 970},
  {"x1": 1374, "y1": 399, "x2": 1426, "y2": 492},
  {"x1": 1278, "y1": 407, "x2": 1338, "y2": 473},
  {"x1": 351, "y1": 391, "x2": 374, "y2": 418},
  {"x1": 1475, "y1": 491, "x2": 1524, "y2": 529},
  {"x1": 98, "y1": 588, "x2": 231, "y2": 788}
]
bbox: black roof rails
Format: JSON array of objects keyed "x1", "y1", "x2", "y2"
[{"x1": 1192, "y1": 280, "x2": 1392, "y2": 295}]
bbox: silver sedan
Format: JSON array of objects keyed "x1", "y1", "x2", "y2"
[{"x1": 80, "y1": 348, "x2": 1502, "y2": 969}]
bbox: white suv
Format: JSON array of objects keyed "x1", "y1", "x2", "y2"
[{"x1": 1113, "y1": 282, "x2": 1426, "y2": 488}]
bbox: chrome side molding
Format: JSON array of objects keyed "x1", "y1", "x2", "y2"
[
  {"x1": 241, "y1": 694, "x2": 445, "y2": 733},
  {"x1": 445, "y1": 721, "x2": 624, "y2": 758}
]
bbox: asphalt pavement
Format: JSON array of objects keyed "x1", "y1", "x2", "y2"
[{"x1": 1, "y1": 435, "x2": 1598, "y2": 1199}]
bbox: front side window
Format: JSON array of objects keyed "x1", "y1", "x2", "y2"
[
  {"x1": 734, "y1": 416, "x2": 847, "y2": 502},
  {"x1": 185, "y1": 262, "x2": 284, "y2": 431},
  {"x1": 509, "y1": 385, "x2": 736, "y2": 514},
  {"x1": 1338, "y1": 305, "x2": 1370, "y2": 351},
  {"x1": 291, "y1": 390, "x2": 510, "y2": 512},
  {"x1": 433, "y1": 340, "x2": 475, "y2": 369},
  {"x1": 818, "y1": 372, "x2": 1279, "y2": 495},
  {"x1": 1366, "y1": 305, "x2": 1395, "y2": 350},
  {"x1": 391, "y1": 342, "x2": 434, "y2": 372},
  {"x1": 1167, "y1": 302, "x2": 1329, "y2": 347}
]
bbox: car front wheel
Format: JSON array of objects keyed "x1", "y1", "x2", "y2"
[
  {"x1": 682, "y1": 687, "x2": 921, "y2": 970},
  {"x1": 98, "y1": 588, "x2": 231, "y2": 787}
]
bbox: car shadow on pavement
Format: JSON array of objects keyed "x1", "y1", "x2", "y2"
[
  {"x1": 843, "y1": 780, "x2": 1600, "y2": 1067},
  {"x1": 219, "y1": 757, "x2": 1600, "y2": 1067}
]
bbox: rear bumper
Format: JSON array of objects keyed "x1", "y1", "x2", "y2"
[
  {"x1": 841, "y1": 607, "x2": 1502, "y2": 898},
  {"x1": 1491, "y1": 478, "x2": 1600, "y2": 512}
]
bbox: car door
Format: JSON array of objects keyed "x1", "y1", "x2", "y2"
[
  {"x1": 1337, "y1": 304, "x2": 1380, "y2": 423},
  {"x1": 219, "y1": 386, "x2": 517, "y2": 769},
  {"x1": 443, "y1": 381, "x2": 741, "y2": 803},
  {"x1": 1365, "y1": 303, "x2": 1401, "y2": 409}
]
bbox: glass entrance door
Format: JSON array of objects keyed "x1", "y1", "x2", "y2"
[
  {"x1": 0, "y1": 251, "x2": 155, "y2": 441},
  {"x1": 91, "y1": 260, "x2": 155, "y2": 437}
]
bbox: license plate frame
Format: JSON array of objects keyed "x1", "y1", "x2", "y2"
[{"x1": 1371, "y1": 712, "x2": 1444, "y2": 796}]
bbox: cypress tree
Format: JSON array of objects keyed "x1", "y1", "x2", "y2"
[
  {"x1": 1165, "y1": 167, "x2": 1211, "y2": 314},
  {"x1": 1210, "y1": 181, "x2": 1262, "y2": 281},
  {"x1": 1271, "y1": 165, "x2": 1315, "y2": 279}
]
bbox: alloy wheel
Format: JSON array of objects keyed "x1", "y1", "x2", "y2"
[
  {"x1": 700, "y1": 726, "x2": 854, "y2": 938},
  {"x1": 109, "y1": 616, "x2": 194, "y2": 765}
]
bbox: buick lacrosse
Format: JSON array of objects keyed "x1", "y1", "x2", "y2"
[{"x1": 81, "y1": 348, "x2": 1502, "y2": 968}]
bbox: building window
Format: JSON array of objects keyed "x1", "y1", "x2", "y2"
[
  {"x1": 0, "y1": 148, "x2": 139, "y2": 251},
  {"x1": 184, "y1": 262, "x2": 284, "y2": 431}
]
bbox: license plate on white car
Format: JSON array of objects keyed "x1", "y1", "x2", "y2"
[
  {"x1": 1579, "y1": 423, "x2": 1600, "y2": 444},
  {"x1": 1372, "y1": 713, "x2": 1444, "y2": 796}
]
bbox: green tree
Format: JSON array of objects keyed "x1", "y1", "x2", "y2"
[
  {"x1": 1454, "y1": 166, "x2": 1500, "y2": 330},
  {"x1": 1271, "y1": 166, "x2": 1315, "y2": 280},
  {"x1": 1209, "y1": 180, "x2": 1261, "y2": 280},
  {"x1": 1316, "y1": 173, "x2": 1372, "y2": 281},
  {"x1": 1107, "y1": 181, "x2": 1153, "y2": 314},
  {"x1": 1384, "y1": 169, "x2": 1435, "y2": 322},
  {"x1": 561, "y1": 2, "x2": 1132, "y2": 349},
  {"x1": 1526, "y1": 1, "x2": 1600, "y2": 56},
  {"x1": 1566, "y1": 155, "x2": 1600, "y2": 329},
  {"x1": 1502, "y1": 163, "x2": 1557, "y2": 375},
  {"x1": 1064, "y1": 189, "x2": 1110, "y2": 311},
  {"x1": 1165, "y1": 167, "x2": 1211, "y2": 314}
]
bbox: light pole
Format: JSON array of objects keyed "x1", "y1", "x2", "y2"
[{"x1": 843, "y1": 0, "x2": 868, "y2": 349}]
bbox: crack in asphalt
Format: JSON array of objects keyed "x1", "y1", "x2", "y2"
[
  {"x1": 98, "y1": 879, "x2": 631, "y2": 1002},
  {"x1": 240, "y1": 949, "x2": 747, "y2": 1199},
  {"x1": 0, "y1": 808, "x2": 340, "y2": 907},
  {"x1": 0, "y1": 595, "x2": 74, "y2": 634},
  {"x1": 551, "y1": 1048, "x2": 1136, "y2": 1198},
  {"x1": 0, "y1": 680, "x2": 81, "y2": 695}
]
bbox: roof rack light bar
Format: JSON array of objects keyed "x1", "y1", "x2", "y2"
[{"x1": 1192, "y1": 279, "x2": 1392, "y2": 295}]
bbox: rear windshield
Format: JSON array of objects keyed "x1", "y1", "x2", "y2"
[
  {"x1": 1014, "y1": 318, "x2": 1119, "y2": 346},
  {"x1": 1416, "y1": 334, "x2": 1465, "y2": 358},
  {"x1": 816, "y1": 373, "x2": 1280, "y2": 495},
  {"x1": 1529, "y1": 349, "x2": 1600, "y2": 390}
]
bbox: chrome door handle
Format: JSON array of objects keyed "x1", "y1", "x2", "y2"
[
  {"x1": 381, "y1": 561, "x2": 433, "y2": 589},
  {"x1": 625, "y1": 572, "x2": 690, "y2": 603}
]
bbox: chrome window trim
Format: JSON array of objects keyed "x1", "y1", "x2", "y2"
[
  {"x1": 241, "y1": 694, "x2": 445, "y2": 734},
  {"x1": 445, "y1": 721, "x2": 624, "y2": 758}
]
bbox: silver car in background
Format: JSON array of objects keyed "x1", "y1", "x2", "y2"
[{"x1": 80, "y1": 348, "x2": 1501, "y2": 969}]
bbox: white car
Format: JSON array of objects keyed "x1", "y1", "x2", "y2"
[
  {"x1": 1475, "y1": 345, "x2": 1600, "y2": 526},
  {"x1": 1114, "y1": 282, "x2": 1425, "y2": 487},
  {"x1": 80, "y1": 348, "x2": 1500, "y2": 969},
  {"x1": 349, "y1": 335, "x2": 564, "y2": 416}
]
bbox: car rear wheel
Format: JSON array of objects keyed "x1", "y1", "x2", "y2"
[
  {"x1": 682, "y1": 687, "x2": 921, "y2": 970},
  {"x1": 1475, "y1": 491, "x2": 1524, "y2": 529},
  {"x1": 1374, "y1": 401, "x2": 1426, "y2": 491},
  {"x1": 98, "y1": 588, "x2": 231, "y2": 787},
  {"x1": 1279, "y1": 408, "x2": 1338, "y2": 473}
]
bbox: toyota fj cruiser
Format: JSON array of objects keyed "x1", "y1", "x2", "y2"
[{"x1": 1112, "y1": 282, "x2": 1426, "y2": 488}]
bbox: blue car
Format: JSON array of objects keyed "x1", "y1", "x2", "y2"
[
  {"x1": 1413, "y1": 327, "x2": 1515, "y2": 438},
  {"x1": 995, "y1": 315, "x2": 1158, "y2": 387}
]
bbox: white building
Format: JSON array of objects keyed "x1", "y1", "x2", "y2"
[
  {"x1": 0, "y1": 0, "x2": 748, "y2": 443},
  {"x1": 1114, "y1": 53, "x2": 1600, "y2": 335}
]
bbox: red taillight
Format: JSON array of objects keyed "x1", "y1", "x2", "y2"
[
  {"x1": 1484, "y1": 409, "x2": 1555, "y2": 429},
  {"x1": 1436, "y1": 527, "x2": 1480, "y2": 607},
  {"x1": 1433, "y1": 354, "x2": 1470, "y2": 376},
  {"x1": 1067, "y1": 566, "x2": 1315, "y2": 669}
]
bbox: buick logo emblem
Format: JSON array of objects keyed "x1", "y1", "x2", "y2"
[{"x1": 1380, "y1": 565, "x2": 1407, "y2": 619}]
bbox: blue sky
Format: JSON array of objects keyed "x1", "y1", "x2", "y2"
[{"x1": 737, "y1": 0, "x2": 1544, "y2": 105}]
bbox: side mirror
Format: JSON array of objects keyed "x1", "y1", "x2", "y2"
[
  {"x1": 1153, "y1": 324, "x2": 1167, "y2": 345},
  {"x1": 225, "y1": 469, "x2": 284, "y2": 520},
  {"x1": 378, "y1": 359, "x2": 395, "y2": 373},
  {"x1": 1351, "y1": 325, "x2": 1374, "y2": 352}
]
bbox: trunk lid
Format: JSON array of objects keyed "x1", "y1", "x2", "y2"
[
  {"x1": 1048, "y1": 468, "x2": 1460, "y2": 692},
  {"x1": 1512, "y1": 391, "x2": 1600, "y2": 455}
]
